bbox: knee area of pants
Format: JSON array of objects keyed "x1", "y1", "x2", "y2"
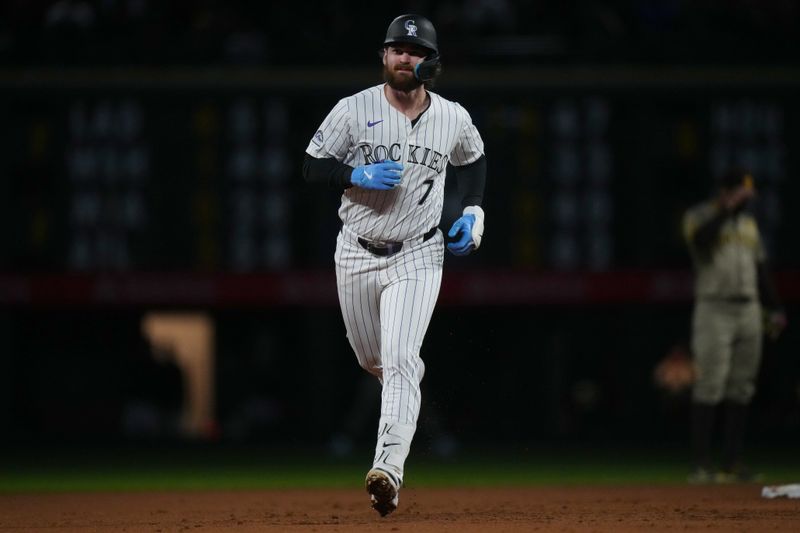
[
  {"x1": 381, "y1": 362, "x2": 422, "y2": 380},
  {"x1": 381, "y1": 352, "x2": 422, "y2": 368},
  {"x1": 693, "y1": 385, "x2": 725, "y2": 405},
  {"x1": 724, "y1": 386, "x2": 755, "y2": 404}
]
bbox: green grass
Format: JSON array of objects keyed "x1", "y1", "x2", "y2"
[{"x1": 2, "y1": 445, "x2": 798, "y2": 493}]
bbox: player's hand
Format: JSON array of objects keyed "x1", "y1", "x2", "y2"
[
  {"x1": 447, "y1": 206, "x2": 484, "y2": 256},
  {"x1": 765, "y1": 310, "x2": 788, "y2": 341},
  {"x1": 722, "y1": 185, "x2": 755, "y2": 211},
  {"x1": 350, "y1": 161, "x2": 403, "y2": 190}
]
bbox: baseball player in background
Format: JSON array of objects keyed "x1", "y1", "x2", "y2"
[
  {"x1": 302, "y1": 14, "x2": 486, "y2": 516},
  {"x1": 683, "y1": 167, "x2": 787, "y2": 484}
]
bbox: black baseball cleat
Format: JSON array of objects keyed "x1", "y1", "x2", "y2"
[{"x1": 365, "y1": 468, "x2": 400, "y2": 517}]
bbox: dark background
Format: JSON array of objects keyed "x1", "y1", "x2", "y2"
[{"x1": 1, "y1": 1, "x2": 799, "y2": 457}]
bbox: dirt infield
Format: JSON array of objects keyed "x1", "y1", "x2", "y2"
[{"x1": 1, "y1": 485, "x2": 798, "y2": 532}]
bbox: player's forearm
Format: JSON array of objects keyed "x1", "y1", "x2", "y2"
[
  {"x1": 303, "y1": 154, "x2": 353, "y2": 190},
  {"x1": 692, "y1": 210, "x2": 728, "y2": 250},
  {"x1": 452, "y1": 155, "x2": 486, "y2": 207}
]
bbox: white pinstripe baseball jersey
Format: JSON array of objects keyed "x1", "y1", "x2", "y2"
[
  {"x1": 306, "y1": 84, "x2": 484, "y2": 242},
  {"x1": 307, "y1": 81, "x2": 485, "y2": 497}
]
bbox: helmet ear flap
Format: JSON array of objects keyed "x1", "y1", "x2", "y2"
[{"x1": 414, "y1": 52, "x2": 441, "y2": 82}]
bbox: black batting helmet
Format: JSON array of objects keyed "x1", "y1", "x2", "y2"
[
  {"x1": 384, "y1": 14, "x2": 438, "y2": 55},
  {"x1": 383, "y1": 14, "x2": 441, "y2": 82}
]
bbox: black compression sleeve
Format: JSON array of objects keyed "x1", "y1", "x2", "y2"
[
  {"x1": 451, "y1": 155, "x2": 486, "y2": 208},
  {"x1": 303, "y1": 154, "x2": 353, "y2": 190}
]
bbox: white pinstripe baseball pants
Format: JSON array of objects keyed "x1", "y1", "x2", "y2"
[{"x1": 335, "y1": 226, "x2": 444, "y2": 478}]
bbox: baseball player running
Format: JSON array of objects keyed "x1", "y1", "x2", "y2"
[{"x1": 302, "y1": 14, "x2": 486, "y2": 516}]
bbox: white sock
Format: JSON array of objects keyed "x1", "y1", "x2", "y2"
[{"x1": 372, "y1": 417, "x2": 416, "y2": 485}]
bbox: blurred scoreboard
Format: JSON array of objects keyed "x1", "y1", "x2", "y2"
[
  {"x1": 2, "y1": 88, "x2": 310, "y2": 272},
  {"x1": 1, "y1": 67, "x2": 798, "y2": 274}
]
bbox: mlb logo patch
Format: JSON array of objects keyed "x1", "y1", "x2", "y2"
[{"x1": 312, "y1": 129, "x2": 324, "y2": 147}]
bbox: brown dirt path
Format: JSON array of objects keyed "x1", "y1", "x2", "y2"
[{"x1": 1, "y1": 485, "x2": 798, "y2": 532}]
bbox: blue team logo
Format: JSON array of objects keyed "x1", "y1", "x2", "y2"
[
  {"x1": 404, "y1": 20, "x2": 417, "y2": 37},
  {"x1": 312, "y1": 129, "x2": 324, "y2": 146}
]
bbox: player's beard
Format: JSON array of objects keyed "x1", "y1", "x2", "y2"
[{"x1": 383, "y1": 64, "x2": 422, "y2": 92}]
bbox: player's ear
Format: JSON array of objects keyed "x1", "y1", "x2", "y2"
[{"x1": 379, "y1": 46, "x2": 387, "y2": 65}]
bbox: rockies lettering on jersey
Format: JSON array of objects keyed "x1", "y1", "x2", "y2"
[
  {"x1": 358, "y1": 143, "x2": 449, "y2": 172},
  {"x1": 306, "y1": 84, "x2": 484, "y2": 242}
]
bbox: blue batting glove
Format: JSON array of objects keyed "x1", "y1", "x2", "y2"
[
  {"x1": 350, "y1": 161, "x2": 403, "y2": 190},
  {"x1": 447, "y1": 206, "x2": 485, "y2": 256},
  {"x1": 447, "y1": 214, "x2": 476, "y2": 256}
]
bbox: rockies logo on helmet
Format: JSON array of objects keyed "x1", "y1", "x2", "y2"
[{"x1": 384, "y1": 14, "x2": 438, "y2": 55}]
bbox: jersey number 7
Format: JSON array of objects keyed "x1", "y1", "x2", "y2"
[{"x1": 418, "y1": 180, "x2": 434, "y2": 205}]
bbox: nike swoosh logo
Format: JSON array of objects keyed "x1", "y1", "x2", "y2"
[
  {"x1": 364, "y1": 170, "x2": 373, "y2": 180},
  {"x1": 382, "y1": 442, "x2": 400, "y2": 448},
  {"x1": 367, "y1": 119, "x2": 384, "y2": 127}
]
